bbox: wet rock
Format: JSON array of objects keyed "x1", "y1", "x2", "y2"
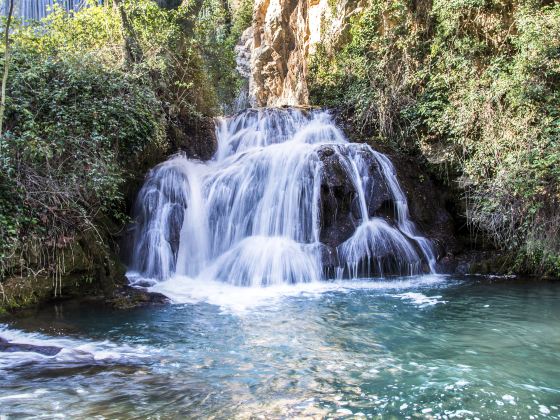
[
  {"x1": 168, "y1": 114, "x2": 217, "y2": 161},
  {"x1": 332, "y1": 111, "x2": 463, "y2": 262},
  {"x1": 319, "y1": 244, "x2": 340, "y2": 279},
  {"x1": 389, "y1": 157, "x2": 461, "y2": 260},
  {"x1": 441, "y1": 250, "x2": 512, "y2": 276},
  {"x1": 319, "y1": 243, "x2": 339, "y2": 266},
  {"x1": 354, "y1": 149, "x2": 393, "y2": 218},
  {"x1": 0, "y1": 233, "x2": 167, "y2": 314},
  {"x1": 108, "y1": 286, "x2": 169, "y2": 310},
  {"x1": 317, "y1": 145, "x2": 393, "y2": 248},
  {"x1": 0, "y1": 336, "x2": 61, "y2": 356},
  {"x1": 318, "y1": 147, "x2": 359, "y2": 247}
]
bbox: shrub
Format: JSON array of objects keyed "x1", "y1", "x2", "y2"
[
  {"x1": 0, "y1": 46, "x2": 165, "y2": 279},
  {"x1": 0, "y1": 0, "x2": 248, "y2": 285},
  {"x1": 308, "y1": 1, "x2": 560, "y2": 276}
]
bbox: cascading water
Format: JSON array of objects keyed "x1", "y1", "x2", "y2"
[{"x1": 127, "y1": 108, "x2": 437, "y2": 287}]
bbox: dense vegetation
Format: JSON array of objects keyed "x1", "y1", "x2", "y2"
[
  {"x1": 309, "y1": 0, "x2": 560, "y2": 277},
  {"x1": 0, "y1": 0, "x2": 558, "y2": 312},
  {"x1": 0, "y1": 0, "x2": 249, "y2": 305}
]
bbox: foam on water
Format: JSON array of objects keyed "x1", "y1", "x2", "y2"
[
  {"x1": 0, "y1": 324, "x2": 148, "y2": 371},
  {"x1": 392, "y1": 292, "x2": 447, "y2": 308},
  {"x1": 1, "y1": 278, "x2": 559, "y2": 419},
  {"x1": 149, "y1": 274, "x2": 448, "y2": 312}
]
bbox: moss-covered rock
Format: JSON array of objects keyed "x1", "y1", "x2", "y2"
[{"x1": 0, "y1": 250, "x2": 167, "y2": 314}]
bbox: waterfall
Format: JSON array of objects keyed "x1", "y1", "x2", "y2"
[
  {"x1": 128, "y1": 108, "x2": 437, "y2": 287},
  {"x1": 1, "y1": 0, "x2": 100, "y2": 22}
]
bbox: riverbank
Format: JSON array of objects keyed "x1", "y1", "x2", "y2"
[{"x1": 0, "y1": 273, "x2": 168, "y2": 317}]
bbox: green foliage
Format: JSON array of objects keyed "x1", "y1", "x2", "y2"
[
  {"x1": 0, "y1": 0, "x2": 251, "y2": 283},
  {"x1": 195, "y1": 0, "x2": 254, "y2": 112},
  {"x1": 230, "y1": 0, "x2": 254, "y2": 39},
  {"x1": 15, "y1": 3, "x2": 122, "y2": 62},
  {"x1": 0, "y1": 47, "x2": 165, "y2": 278},
  {"x1": 309, "y1": 0, "x2": 560, "y2": 276},
  {"x1": 14, "y1": 0, "x2": 224, "y2": 116},
  {"x1": 309, "y1": 0, "x2": 428, "y2": 146}
]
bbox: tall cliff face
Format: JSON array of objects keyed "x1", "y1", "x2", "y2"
[
  {"x1": 250, "y1": 0, "x2": 310, "y2": 107},
  {"x1": 238, "y1": 0, "x2": 365, "y2": 107}
]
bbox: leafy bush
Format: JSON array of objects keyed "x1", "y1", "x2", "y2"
[
  {"x1": 0, "y1": 48, "x2": 165, "y2": 278},
  {"x1": 16, "y1": 0, "x2": 223, "y2": 116},
  {"x1": 0, "y1": 0, "x2": 249, "y2": 285},
  {"x1": 195, "y1": 0, "x2": 254, "y2": 112}
]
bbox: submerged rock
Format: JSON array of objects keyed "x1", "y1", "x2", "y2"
[
  {"x1": 0, "y1": 336, "x2": 61, "y2": 356},
  {"x1": 108, "y1": 286, "x2": 169, "y2": 310}
]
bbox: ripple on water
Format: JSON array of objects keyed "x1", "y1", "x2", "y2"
[{"x1": 0, "y1": 276, "x2": 559, "y2": 419}]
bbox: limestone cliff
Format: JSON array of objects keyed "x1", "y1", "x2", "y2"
[
  {"x1": 250, "y1": 0, "x2": 309, "y2": 106},
  {"x1": 240, "y1": 0, "x2": 365, "y2": 107}
]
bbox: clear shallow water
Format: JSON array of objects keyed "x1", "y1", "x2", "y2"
[{"x1": 1, "y1": 275, "x2": 560, "y2": 419}]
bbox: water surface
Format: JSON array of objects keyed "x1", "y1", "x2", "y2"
[{"x1": 1, "y1": 275, "x2": 559, "y2": 419}]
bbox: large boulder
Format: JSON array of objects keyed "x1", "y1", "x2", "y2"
[
  {"x1": 317, "y1": 144, "x2": 393, "y2": 248},
  {"x1": 318, "y1": 145, "x2": 358, "y2": 248}
]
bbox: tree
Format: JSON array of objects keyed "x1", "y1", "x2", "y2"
[
  {"x1": 113, "y1": 0, "x2": 143, "y2": 65},
  {"x1": 177, "y1": 0, "x2": 205, "y2": 37},
  {"x1": 0, "y1": 0, "x2": 14, "y2": 135}
]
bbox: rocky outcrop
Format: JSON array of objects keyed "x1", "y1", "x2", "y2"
[
  {"x1": 332, "y1": 111, "x2": 464, "y2": 263},
  {"x1": 167, "y1": 114, "x2": 218, "y2": 162},
  {"x1": 318, "y1": 145, "x2": 392, "y2": 248},
  {"x1": 0, "y1": 336, "x2": 62, "y2": 356},
  {"x1": 242, "y1": 0, "x2": 366, "y2": 107},
  {"x1": 250, "y1": 0, "x2": 310, "y2": 106},
  {"x1": 387, "y1": 152, "x2": 461, "y2": 259},
  {"x1": 0, "y1": 227, "x2": 168, "y2": 314},
  {"x1": 318, "y1": 146, "x2": 360, "y2": 247}
]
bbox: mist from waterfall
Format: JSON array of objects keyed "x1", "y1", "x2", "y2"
[{"x1": 127, "y1": 108, "x2": 436, "y2": 288}]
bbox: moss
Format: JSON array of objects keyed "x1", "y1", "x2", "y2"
[{"x1": 0, "y1": 252, "x2": 130, "y2": 314}]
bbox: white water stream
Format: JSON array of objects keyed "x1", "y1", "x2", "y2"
[{"x1": 127, "y1": 108, "x2": 436, "y2": 290}]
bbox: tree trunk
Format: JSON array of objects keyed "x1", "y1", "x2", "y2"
[
  {"x1": 221, "y1": 0, "x2": 232, "y2": 35},
  {"x1": 0, "y1": 0, "x2": 14, "y2": 135},
  {"x1": 113, "y1": 0, "x2": 143, "y2": 66}
]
